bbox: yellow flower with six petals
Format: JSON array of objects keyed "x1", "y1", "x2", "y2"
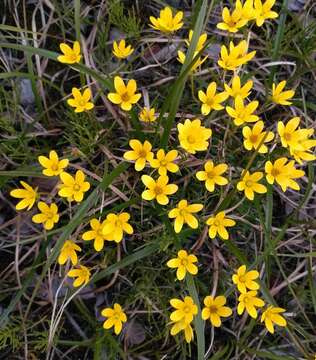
[
  {"x1": 107, "y1": 76, "x2": 141, "y2": 111},
  {"x1": 150, "y1": 149, "x2": 179, "y2": 176},
  {"x1": 139, "y1": 107, "x2": 157, "y2": 122},
  {"x1": 82, "y1": 218, "x2": 111, "y2": 251},
  {"x1": 237, "y1": 170, "x2": 267, "y2": 200},
  {"x1": 57, "y1": 41, "x2": 81, "y2": 64},
  {"x1": 218, "y1": 40, "x2": 256, "y2": 71},
  {"x1": 196, "y1": 161, "x2": 228, "y2": 192},
  {"x1": 242, "y1": 121, "x2": 274, "y2": 153},
  {"x1": 102, "y1": 303, "x2": 127, "y2": 335},
  {"x1": 68, "y1": 265, "x2": 91, "y2": 287},
  {"x1": 168, "y1": 200, "x2": 203, "y2": 233},
  {"x1": 67, "y1": 87, "x2": 94, "y2": 113},
  {"x1": 32, "y1": 202, "x2": 59, "y2": 230},
  {"x1": 265, "y1": 158, "x2": 305, "y2": 192},
  {"x1": 112, "y1": 39, "x2": 134, "y2": 59},
  {"x1": 10, "y1": 181, "x2": 37, "y2": 211},
  {"x1": 102, "y1": 212, "x2": 134, "y2": 243},
  {"x1": 169, "y1": 296, "x2": 198, "y2": 324},
  {"x1": 226, "y1": 96, "x2": 259, "y2": 126},
  {"x1": 271, "y1": 80, "x2": 295, "y2": 105},
  {"x1": 170, "y1": 319, "x2": 194, "y2": 343},
  {"x1": 223, "y1": 76, "x2": 253, "y2": 99},
  {"x1": 201, "y1": 295, "x2": 232, "y2": 327},
  {"x1": 217, "y1": 2, "x2": 248, "y2": 33},
  {"x1": 261, "y1": 306, "x2": 287, "y2": 333},
  {"x1": 237, "y1": 290, "x2": 265, "y2": 318},
  {"x1": 38, "y1": 150, "x2": 69, "y2": 176},
  {"x1": 232, "y1": 265, "x2": 260, "y2": 293},
  {"x1": 167, "y1": 249, "x2": 198, "y2": 280},
  {"x1": 123, "y1": 139, "x2": 154, "y2": 171},
  {"x1": 149, "y1": 6, "x2": 183, "y2": 33},
  {"x1": 198, "y1": 82, "x2": 228, "y2": 115},
  {"x1": 141, "y1": 175, "x2": 178, "y2": 205},
  {"x1": 206, "y1": 211, "x2": 236, "y2": 240},
  {"x1": 58, "y1": 240, "x2": 81, "y2": 265},
  {"x1": 58, "y1": 170, "x2": 90, "y2": 202},
  {"x1": 253, "y1": 0, "x2": 278, "y2": 27}
]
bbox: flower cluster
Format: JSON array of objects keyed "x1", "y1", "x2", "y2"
[{"x1": 9, "y1": 0, "x2": 315, "y2": 346}]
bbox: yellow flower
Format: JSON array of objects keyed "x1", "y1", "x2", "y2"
[
  {"x1": 139, "y1": 107, "x2": 157, "y2": 122},
  {"x1": 242, "y1": 121, "x2": 274, "y2": 153},
  {"x1": 168, "y1": 200, "x2": 203, "y2": 233},
  {"x1": 102, "y1": 303, "x2": 127, "y2": 335},
  {"x1": 201, "y1": 295, "x2": 232, "y2": 327},
  {"x1": 67, "y1": 87, "x2": 94, "y2": 113},
  {"x1": 141, "y1": 175, "x2": 178, "y2": 205},
  {"x1": 150, "y1": 149, "x2": 179, "y2": 176},
  {"x1": 196, "y1": 161, "x2": 228, "y2": 192},
  {"x1": 223, "y1": 76, "x2": 253, "y2": 99},
  {"x1": 261, "y1": 306, "x2": 287, "y2": 333},
  {"x1": 218, "y1": 40, "x2": 256, "y2": 71},
  {"x1": 57, "y1": 41, "x2": 81, "y2": 64},
  {"x1": 38, "y1": 150, "x2": 69, "y2": 176},
  {"x1": 206, "y1": 211, "x2": 236, "y2": 240},
  {"x1": 177, "y1": 50, "x2": 207, "y2": 72},
  {"x1": 68, "y1": 265, "x2": 91, "y2": 287},
  {"x1": 198, "y1": 82, "x2": 228, "y2": 115},
  {"x1": 253, "y1": 0, "x2": 278, "y2": 27},
  {"x1": 170, "y1": 320, "x2": 194, "y2": 343},
  {"x1": 58, "y1": 240, "x2": 81, "y2": 265},
  {"x1": 102, "y1": 212, "x2": 134, "y2": 243},
  {"x1": 10, "y1": 181, "x2": 37, "y2": 211},
  {"x1": 32, "y1": 202, "x2": 59, "y2": 230},
  {"x1": 82, "y1": 218, "x2": 111, "y2": 251},
  {"x1": 290, "y1": 138, "x2": 316, "y2": 164},
  {"x1": 271, "y1": 81, "x2": 295, "y2": 105},
  {"x1": 265, "y1": 157, "x2": 305, "y2": 192},
  {"x1": 226, "y1": 96, "x2": 259, "y2": 126},
  {"x1": 112, "y1": 39, "x2": 134, "y2": 59},
  {"x1": 232, "y1": 265, "x2": 260, "y2": 293},
  {"x1": 177, "y1": 119, "x2": 212, "y2": 154},
  {"x1": 242, "y1": 0, "x2": 256, "y2": 20},
  {"x1": 107, "y1": 76, "x2": 141, "y2": 111},
  {"x1": 277, "y1": 117, "x2": 311, "y2": 151},
  {"x1": 185, "y1": 30, "x2": 207, "y2": 52},
  {"x1": 167, "y1": 249, "x2": 198, "y2": 280},
  {"x1": 217, "y1": 2, "x2": 248, "y2": 33},
  {"x1": 123, "y1": 139, "x2": 154, "y2": 171},
  {"x1": 58, "y1": 170, "x2": 90, "y2": 202},
  {"x1": 237, "y1": 171, "x2": 267, "y2": 200},
  {"x1": 149, "y1": 6, "x2": 183, "y2": 33},
  {"x1": 170, "y1": 296, "x2": 198, "y2": 324},
  {"x1": 238, "y1": 291, "x2": 265, "y2": 318}
]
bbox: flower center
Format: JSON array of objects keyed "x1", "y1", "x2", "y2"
[
  {"x1": 271, "y1": 168, "x2": 280, "y2": 177},
  {"x1": 208, "y1": 305, "x2": 218, "y2": 314},
  {"x1": 78, "y1": 99, "x2": 86, "y2": 107},
  {"x1": 243, "y1": 296, "x2": 250, "y2": 304},
  {"x1": 154, "y1": 185, "x2": 163, "y2": 195},
  {"x1": 249, "y1": 134, "x2": 258, "y2": 143},
  {"x1": 206, "y1": 98, "x2": 214, "y2": 107},
  {"x1": 187, "y1": 135, "x2": 196, "y2": 144},
  {"x1": 183, "y1": 306, "x2": 191, "y2": 313},
  {"x1": 284, "y1": 132, "x2": 291, "y2": 141},
  {"x1": 160, "y1": 159, "x2": 167, "y2": 166},
  {"x1": 213, "y1": 220, "x2": 220, "y2": 227},
  {"x1": 121, "y1": 92, "x2": 130, "y2": 102},
  {"x1": 207, "y1": 171, "x2": 214, "y2": 180},
  {"x1": 180, "y1": 258, "x2": 188, "y2": 266},
  {"x1": 51, "y1": 163, "x2": 59, "y2": 171},
  {"x1": 239, "y1": 275, "x2": 246, "y2": 283},
  {"x1": 46, "y1": 211, "x2": 54, "y2": 219},
  {"x1": 245, "y1": 180, "x2": 253, "y2": 187},
  {"x1": 73, "y1": 184, "x2": 81, "y2": 191},
  {"x1": 138, "y1": 150, "x2": 147, "y2": 158}
]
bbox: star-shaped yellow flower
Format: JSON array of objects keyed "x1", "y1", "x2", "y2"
[
  {"x1": 68, "y1": 265, "x2": 91, "y2": 287},
  {"x1": 32, "y1": 202, "x2": 60, "y2": 230},
  {"x1": 67, "y1": 87, "x2": 94, "y2": 113},
  {"x1": 102, "y1": 303, "x2": 127, "y2": 335},
  {"x1": 198, "y1": 82, "x2": 228, "y2": 115},
  {"x1": 167, "y1": 249, "x2": 198, "y2": 280},
  {"x1": 196, "y1": 161, "x2": 228, "y2": 192},
  {"x1": 38, "y1": 150, "x2": 69, "y2": 176},
  {"x1": 237, "y1": 170, "x2": 267, "y2": 200},
  {"x1": 10, "y1": 181, "x2": 37, "y2": 211},
  {"x1": 168, "y1": 200, "x2": 203, "y2": 233},
  {"x1": 149, "y1": 6, "x2": 183, "y2": 33},
  {"x1": 141, "y1": 175, "x2": 178, "y2": 205},
  {"x1": 123, "y1": 139, "x2": 154, "y2": 171},
  {"x1": 112, "y1": 39, "x2": 134, "y2": 59},
  {"x1": 149, "y1": 149, "x2": 179, "y2": 176},
  {"x1": 57, "y1": 41, "x2": 81, "y2": 64},
  {"x1": 202, "y1": 295, "x2": 232, "y2": 327},
  {"x1": 58, "y1": 240, "x2": 81, "y2": 265},
  {"x1": 206, "y1": 211, "x2": 236, "y2": 240},
  {"x1": 58, "y1": 170, "x2": 90, "y2": 202},
  {"x1": 107, "y1": 76, "x2": 141, "y2": 111}
]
